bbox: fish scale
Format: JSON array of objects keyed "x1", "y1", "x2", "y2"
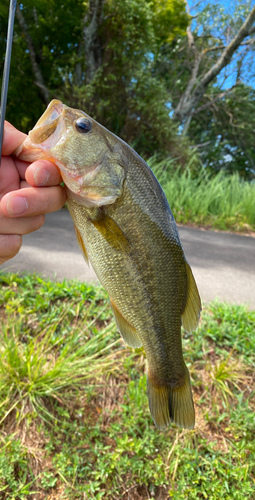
[{"x1": 16, "y1": 99, "x2": 201, "y2": 430}]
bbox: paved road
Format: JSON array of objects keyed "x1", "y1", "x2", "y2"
[{"x1": 1, "y1": 210, "x2": 255, "y2": 308}]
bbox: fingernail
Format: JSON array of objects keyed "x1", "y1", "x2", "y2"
[
  {"x1": 7, "y1": 196, "x2": 28, "y2": 216},
  {"x1": 34, "y1": 167, "x2": 49, "y2": 186}
]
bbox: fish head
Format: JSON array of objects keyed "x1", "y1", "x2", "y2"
[{"x1": 16, "y1": 100, "x2": 126, "y2": 207}]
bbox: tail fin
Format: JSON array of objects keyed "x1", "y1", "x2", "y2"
[{"x1": 147, "y1": 365, "x2": 195, "y2": 430}]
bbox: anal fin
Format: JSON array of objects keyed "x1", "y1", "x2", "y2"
[
  {"x1": 147, "y1": 365, "x2": 195, "y2": 430},
  {"x1": 181, "y1": 262, "x2": 202, "y2": 333},
  {"x1": 110, "y1": 298, "x2": 142, "y2": 348},
  {"x1": 74, "y1": 225, "x2": 89, "y2": 265}
]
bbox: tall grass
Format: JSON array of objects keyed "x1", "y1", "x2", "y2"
[
  {"x1": 0, "y1": 315, "x2": 122, "y2": 424},
  {"x1": 0, "y1": 274, "x2": 255, "y2": 499},
  {"x1": 148, "y1": 157, "x2": 255, "y2": 231},
  {"x1": 0, "y1": 274, "x2": 124, "y2": 424}
]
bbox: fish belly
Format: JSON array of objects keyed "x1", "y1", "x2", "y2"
[{"x1": 67, "y1": 194, "x2": 195, "y2": 430}]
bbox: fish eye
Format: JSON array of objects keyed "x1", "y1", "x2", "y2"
[{"x1": 75, "y1": 118, "x2": 92, "y2": 133}]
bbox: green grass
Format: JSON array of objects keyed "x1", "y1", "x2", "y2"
[
  {"x1": 0, "y1": 273, "x2": 254, "y2": 499},
  {"x1": 148, "y1": 157, "x2": 255, "y2": 233},
  {"x1": 0, "y1": 319, "x2": 122, "y2": 425}
]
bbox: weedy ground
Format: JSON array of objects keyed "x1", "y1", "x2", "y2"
[
  {"x1": 0, "y1": 272, "x2": 254, "y2": 500},
  {"x1": 149, "y1": 158, "x2": 255, "y2": 234}
]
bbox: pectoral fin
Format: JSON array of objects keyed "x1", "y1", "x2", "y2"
[
  {"x1": 74, "y1": 225, "x2": 89, "y2": 265},
  {"x1": 181, "y1": 262, "x2": 201, "y2": 333},
  {"x1": 110, "y1": 299, "x2": 142, "y2": 348},
  {"x1": 91, "y1": 210, "x2": 130, "y2": 253}
]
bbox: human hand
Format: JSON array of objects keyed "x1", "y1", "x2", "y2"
[{"x1": 0, "y1": 121, "x2": 66, "y2": 265}]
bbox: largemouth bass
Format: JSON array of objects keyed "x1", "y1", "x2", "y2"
[{"x1": 16, "y1": 100, "x2": 201, "y2": 430}]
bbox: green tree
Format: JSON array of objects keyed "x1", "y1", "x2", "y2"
[
  {"x1": 171, "y1": 1, "x2": 255, "y2": 129},
  {"x1": 1, "y1": 0, "x2": 190, "y2": 162},
  {"x1": 153, "y1": 1, "x2": 255, "y2": 176},
  {"x1": 2, "y1": 0, "x2": 255, "y2": 175},
  {"x1": 188, "y1": 83, "x2": 255, "y2": 179}
]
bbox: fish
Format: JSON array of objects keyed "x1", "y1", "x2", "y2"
[{"x1": 16, "y1": 99, "x2": 201, "y2": 430}]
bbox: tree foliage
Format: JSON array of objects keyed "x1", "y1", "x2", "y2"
[
  {"x1": 187, "y1": 84, "x2": 255, "y2": 178},
  {"x1": 0, "y1": 0, "x2": 255, "y2": 176},
  {"x1": 0, "y1": 0, "x2": 191, "y2": 162},
  {"x1": 153, "y1": 0, "x2": 255, "y2": 177}
]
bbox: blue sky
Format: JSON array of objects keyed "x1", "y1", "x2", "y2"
[{"x1": 188, "y1": 0, "x2": 255, "y2": 88}]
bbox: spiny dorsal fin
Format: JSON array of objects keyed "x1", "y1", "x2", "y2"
[
  {"x1": 110, "y1": 298, "x2": 142, "y2": 348},
  {"x1": 181, "y1": 262, "x2": 201, "y2": 334}
]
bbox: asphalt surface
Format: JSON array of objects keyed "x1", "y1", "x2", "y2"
[{"x1": 1, "y1": 209, "x2": 255, "y2": 308}]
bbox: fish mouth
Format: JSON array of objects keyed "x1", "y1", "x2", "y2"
[
  {"x1": 15, "y1": 100, "x2": 101, "y2": 197},
  {"x1": 29, "y1": 100, "x2": 64, "y2": 145},
  {"x1": 15, "y1": 100, "x2": 67, "y2": 162}
]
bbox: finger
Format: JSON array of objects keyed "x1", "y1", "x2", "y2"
[
  {"x1": 0, "y1": 157, "x2": 20, "y2": 198},
  {"x1": 25, "y1": 160, "x2": 63, "y2": 186},
  {"x1": 19, "y1": 179, "x2": 60, "y2": 190},
  {"x1": 0, "y1": 234, "x2": 22, "y2": 265},
  {"x1": 2, "y1": 122, "x2": 27, "y2": 156},
  {"x1": 14, "y1": 159, "x2": 62, "y2": 185},
  {"x1": 0, "y1": 214, "x2": 45, "y2": 235},
  {"x1": 0, "y1": 185, "x2": 66, "y2": 218},
  {"x1": 14, "y1": 159, "x2": 29, "y2": 181},
  {"x1": 20, "y1": 181, "x2": 30, "y2": 189}
]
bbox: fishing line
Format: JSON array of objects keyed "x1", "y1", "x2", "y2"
[{"x1": 0, "y1": 0, "x2": 17, "y2": 166}]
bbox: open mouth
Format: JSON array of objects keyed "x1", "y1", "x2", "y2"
[
  {"x1": 14, "y1": 100, "x2": 66, "y2": 162},
  {"x1": 29, "y1": 100, "x2": 64, "y2": 146}
]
